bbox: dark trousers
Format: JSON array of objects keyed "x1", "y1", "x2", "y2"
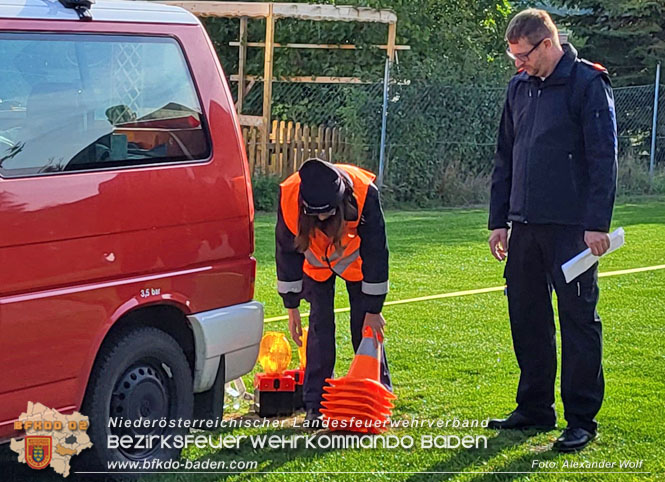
[
  {"x1": 505, "y1": 223, "x2": 604, "y2": 433},
  {"x1": 303, "y1": 274, "x2": 392, "y2": 412}
]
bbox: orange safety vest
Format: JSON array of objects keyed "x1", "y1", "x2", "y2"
[{"x1": 280, "y1": 164, "x2": 376, "y2": 282}]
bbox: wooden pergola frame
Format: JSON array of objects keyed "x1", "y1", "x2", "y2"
[{"x1": 163, "y1": 2, "x2": 405, "y2": 167}]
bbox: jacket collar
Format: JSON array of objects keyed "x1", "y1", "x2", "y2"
[{"x1": 545, "y1": 43, "x2": 577, "y2": 83}]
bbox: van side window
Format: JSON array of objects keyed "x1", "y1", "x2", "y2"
[{"x1": 0, "y1": 33, "x2": 210, "y2": 177}]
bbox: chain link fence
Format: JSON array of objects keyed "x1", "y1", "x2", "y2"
[
  {"x1": 615, "y1": 84, "x2": 664, "y2": 157},
  {"x1": 231, "y1": 76, "x2": 665, "y2": 204}
]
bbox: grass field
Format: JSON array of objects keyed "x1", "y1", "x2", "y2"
[
  {"x1": 5, "y1": 201, "x2": 665, "y2": 481},
  {"x1": 187, "y1": 200, "x2": 665, "y2": 482}
]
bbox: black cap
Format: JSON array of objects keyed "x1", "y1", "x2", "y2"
[{"x1": 298, "y1": 158, "x2": 345, "y2": 215}]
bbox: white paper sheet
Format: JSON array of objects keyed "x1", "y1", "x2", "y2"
[{"x1": 561, "y1": 227, "x2": 625, "y2": 283}]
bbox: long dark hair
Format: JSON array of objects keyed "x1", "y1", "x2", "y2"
[{"x1": 295, "y1": 177, "x2": 358, "y2": 253}]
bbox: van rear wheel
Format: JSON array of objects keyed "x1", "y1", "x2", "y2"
[{"x1": 81, "y1": 326, "x2": 194, "y2": 469}]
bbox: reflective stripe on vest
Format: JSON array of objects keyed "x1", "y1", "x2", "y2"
[
  {"x1": 327, "y1": 249, "x2": 342, "y2": 262},
  {"x1": 280, "y1": 164, "x2": 376, "y2": 282},
  {"x1": 331, "y1": 248, "x2": 360, "y2": 276},
  {"x1": 304, "y1": 249, "x2": 326, "y2": 268}
]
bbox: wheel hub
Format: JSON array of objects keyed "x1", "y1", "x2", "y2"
[{"x1": 110, "y1": 363, "x2": 170, "y2": 459}]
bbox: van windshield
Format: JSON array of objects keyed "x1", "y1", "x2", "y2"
[{"x1": 0, "y1": 33, "x2": 210, "y2": 177}]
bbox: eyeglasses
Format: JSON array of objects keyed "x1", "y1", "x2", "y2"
[
  {"x1": 506, "y1": 37, "x2": 547, "y2": 62},
  {"x1": 304, "y1": 207, "x2": 337, "y2": 217}
]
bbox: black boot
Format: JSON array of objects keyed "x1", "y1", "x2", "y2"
[
  {"x1": 488, "y1": 411, "x2": 555, "y2": 431},
  {"x1": 553, "y1": 427, "x2": 596, "y2": 452}
]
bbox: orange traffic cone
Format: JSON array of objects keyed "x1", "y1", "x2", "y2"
[{"x1": 320, "y1": 326, "x2": 396, "y2": 433}]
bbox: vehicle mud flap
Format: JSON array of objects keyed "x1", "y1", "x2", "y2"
[{"x1": 193, "y1": 355, "x2": 225, "y2": 424}]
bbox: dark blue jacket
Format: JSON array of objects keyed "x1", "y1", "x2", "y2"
[{"x1": 489, "y1": 44, "x2": 618, "y2": 232}]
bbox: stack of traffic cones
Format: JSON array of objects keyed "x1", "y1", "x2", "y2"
[{"x1": 320, "y1": 327, "x2": 396, "y2": 433}]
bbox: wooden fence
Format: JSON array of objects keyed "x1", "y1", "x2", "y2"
[{"x1": 242, "y1": 120, "x2": 352, "y2": 177}]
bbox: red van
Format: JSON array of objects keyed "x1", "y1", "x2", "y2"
[{"x1": 0, "y1": 0, "x2": 263, "y2": 467}]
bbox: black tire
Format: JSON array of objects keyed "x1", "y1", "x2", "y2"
[{"x1": 80, "y1": 326, "x2": 194, "y2": 470}]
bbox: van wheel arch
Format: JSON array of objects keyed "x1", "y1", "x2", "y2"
[{"x1": 96, "y1": 304, "x2": 196, "y2": 376}]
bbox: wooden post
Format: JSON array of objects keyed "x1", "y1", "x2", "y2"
[
  {"x1": 248, "y1": 128, "x2": 257, "y2": 174},
  {"x1": 331, "y1": 126, "x2": 339, "y2": 162},
  {"x1": 261, "y1": 6, "x2": 275, "y2": 168},
  {"x1": 324, "y1": 127, "x2": 332, "y2": 162},
  {"x1": 271, "y1": 119, "x2": 278, "y2": 173},
  {"x1": 316, "y1": 125, "x2": 324, "y2": 158},
  {"x1": 237, "y1": 16, "x2": 248, "y2": 114},
  {"x1": 309, "y1": 125, "x2": 317, "y2": 160},
  {"x1": 278, "y1": 120, "x2": 286, "y2": 175},
  {"x1": 303, "y1": 125, "x2": 311, "y2": 160},
  {"x1": 387, "y1": 22, "x2": 396, "y2": 62},
  {"x1": 294, "y1": 122, "x2": 302, "y2": 169},
  {"x1": 286, "y1": 120, "x2": 294, "y2": 175}
]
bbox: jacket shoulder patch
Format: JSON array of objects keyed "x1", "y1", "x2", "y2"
[{"x1": 579, "y1": 58, "x2": 608, "y2": 74}]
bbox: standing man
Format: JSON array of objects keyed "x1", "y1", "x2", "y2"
[{"x1": 488, "y1": 9, "x2": 617, "y2": 452}]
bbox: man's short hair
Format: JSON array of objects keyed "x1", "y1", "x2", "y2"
[{"x1": 505, "y1": 8, "x2": 559, "y2": 46}]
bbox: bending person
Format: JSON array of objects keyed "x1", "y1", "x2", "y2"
[{"x1": 275, "y1": 158, "x2": 392, "y2": 424}]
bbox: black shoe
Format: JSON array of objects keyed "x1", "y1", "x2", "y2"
[
  {"x1": 487, "y1": 411, "x2": 555, "y2": 431},
  {"x1": 304, "y1": 409, "x2": 323, "y2": 429},
  {"x1": 553, "y1": 427, "x2": 596, "y2": 452}
]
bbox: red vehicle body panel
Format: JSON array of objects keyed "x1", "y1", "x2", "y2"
[{"x1": 0, "y1": 18, "x2": 255, "y2": 440}]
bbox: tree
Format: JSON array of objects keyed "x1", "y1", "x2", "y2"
[{"x1": 548, "y1": 0, "x2": 665, "y2": 86}]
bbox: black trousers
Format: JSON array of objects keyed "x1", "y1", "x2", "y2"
[
  {"x1": 505, "y1": 223, "x2": 604, "y2": 433},
  {"x1": 302, "y1": 274, "x2": 392, "y2": 412}
]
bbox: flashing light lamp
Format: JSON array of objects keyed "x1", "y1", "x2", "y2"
[{"x1": 258, "y1": 331, "x2": 291, "y2": 375}]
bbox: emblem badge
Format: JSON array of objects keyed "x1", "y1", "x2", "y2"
[{"x1": 25, "y1": 436, "x2": 52, "y2": 470}]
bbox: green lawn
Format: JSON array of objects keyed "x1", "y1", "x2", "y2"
[
  {"x1": 178, "y1": 200, "x2": 665, "y2": 481},
  {"x1": 7, "y1": 201, "x2": 665, "y2": 481}
]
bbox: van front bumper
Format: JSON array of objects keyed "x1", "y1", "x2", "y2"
[{"x1": 187, "y1": 301, "x2": 264, "y2": 393}]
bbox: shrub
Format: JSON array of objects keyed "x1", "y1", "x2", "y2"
[
  {"x1": 251, "y1": 173, "x2": 281, "y2": 212},
  {"x1": 617, "y1": 149, "x2": 665, "y2": 196}
]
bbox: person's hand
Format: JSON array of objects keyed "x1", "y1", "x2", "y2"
[
  {"x1": 489, "y1": 228, "x2": 508, "y2": 261},
  {"x1": 288, "y1": 308, "x2": 303, "y2": 347},
  {"x1": 363, "y1": 312, "x2": 386, "y2": 347},
  {"x1": 585, "y1": 231, "x2": 611, "y2": 256}
]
